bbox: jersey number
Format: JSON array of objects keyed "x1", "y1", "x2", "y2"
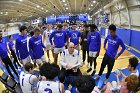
[
  {"x1": 22, "y1": 78, "x2": 24, "y2": 86},
  {"x1": 44, "y1": 88, "x2": 52, "y2": 93}
]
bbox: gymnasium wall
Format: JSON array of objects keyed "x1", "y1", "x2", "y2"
[{"x1": 0, "y1": 25, "x2": 20, "y2": 42}]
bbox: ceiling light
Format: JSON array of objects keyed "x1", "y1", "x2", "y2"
[
  {"x1": 37, "y1": 5, "x2": 40, "y2": 8},
  {"x1": 66, "y1": 7, "x2": 68, "y2": 10},
  {"x1": 69, "y1": 13, "x2": 71, "y2": 15},
  {"x1": 93, "y1": 0, "x2": 96, "y2": 3},
  {"x1": 91, "y1": 4, "x2": 93, "y2": 6},
  {"x1": 46, "y1": 10, "x2": 48, "y2": 12},
  {"x1": 0, "y1": 12, "x2": 3, "y2": 14},
  {"x1": 64, "y1": 4, "x2": 67, "y2": 6},
  {"x1": 89, "y1": 8, "x2": 91, "y2": 10},
  {"x1": 62, "y1": 0, "x2": 65, "y2": 2},
  {"x1": 19, "y1": 0, "x2": 23, "y2": 2},
  {"x1": 41, "y1": 7, "x2": 44, "y2": 10}
]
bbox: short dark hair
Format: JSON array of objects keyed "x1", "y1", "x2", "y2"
[
  {"x1": 24, "y1": 63, "x2": 34, "y2": 72},
  {"x1": 72, "y1": 23, "x2": 77, "y2": 25},
  {"x1": 84, "y1": 24, "x2": 89, "y2": 28},
  {"x1": 34, "y1": 27, "x2": 41, "y2": 32},
  {"x1": 57, "y1": 24, "x2": 63, "y2": 29},
  {"x1": 39, "y1": 63, "x2": 60, "y2": 80},
  {"x1": 109, "y1": 24, "x2": 116, "y2": 31},
  {"x1": 129, "y1": 57, "x2": 138, "y2": 69},
  {"x1": 9, "y1": 35, "x2": 12, "y2": 39},
  {"x1": 89, "y1": 24, "x2": 98, "y2": 31},
  {"x1": 75, "y1": 75, "x2": 96, "y2": 93},
  {"x1": 20, "y1": 25, "x2": 27, "y2": 32}
]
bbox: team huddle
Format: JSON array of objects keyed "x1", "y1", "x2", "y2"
[{"x1": 0, "y1": 23, "x2": 139, "y2": 93}]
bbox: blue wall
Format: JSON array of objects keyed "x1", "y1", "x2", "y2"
[
  {"x1": 100, "y1": 27, "x2": 140, "y2": 51},
  {"x1": 130, "y1": 30, "x2": 140, "y2": 50},
  {"x1": 3, "y1": 33, "x2": 19, "y2": 42}
]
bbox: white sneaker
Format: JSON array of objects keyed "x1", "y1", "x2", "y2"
[{"x1": 88, "y1": 63, "x2": 90, "y2": 68}]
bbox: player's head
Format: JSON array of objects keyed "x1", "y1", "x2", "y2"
[
  {"x1": 128, "y1": 57, "x2": 138, "y2": 71},
  {"x1": 34, "y1": 27, "x2": 41, "y2": 36},
  {"x1": 57, "y1": 24, "x2": 63, "y2": 31},
  {"x1": 20, "y1": 25, "x2": 27, "y2": 35},
  {"x1": 90, "y1": 24, "x2": 97, "y2": 32},
  {"x1": 9, "y1": 35, "x2": 13, "y2": 40},
  {"x1": 68, "y1": 42, "x2": 75, "y2": 54},
  {"x1": 75, "y1": 75, "x2": 96, "y2": 93},
  {"x1": 63, "y1": 23, "x2": 68, "y2": 29},
  {"x1": 109, "y1": 24, "x2": 116, "y2": 37},
  {"x1": 123, "y1": 75, "x2": 139, "y2": 92},
  {"x1": 24, "y1": 63, "x2": 34, "y2": 74},
  {"x1": 0, "y1": 30, "x2": 2, "y2": 40},
  {"x1": 72, "y1": 24, "x2": 77, "y2": 30},
  {"x1": 39, "y1": 63, "x2": 60, "y2": 80},
  {"x1": 84, "y1": 24, "x2": 89, "y2": 31},
  {"x1": 46, "y1": 24, "x2": 52, "y2": 30}
]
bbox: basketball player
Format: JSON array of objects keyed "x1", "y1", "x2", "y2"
[
  {"x1": 63, "y1": 23, "x2": 69, "y2": 48},
  {"x1": 42, "y1": 24, "x2": 54, "y2": 62},
  {"x1": 37, "y1": 63, "x2": 65, "y2": 93},
  {"x1": 87, "y1": 24, "x2": 101, "y2": 76},
  {"x1": 49, "y1": 24, "x2": 67, "y2": 64},
  {"x1": 95, "y1": 24, "x2": 126, "y2": 84},
  {"x1": 0, "y1": 31, "x2": 19, "y2": 79},
  {"x1": 16, "y1": 26, "x2": 30, "y2": 66},
  {"x1": 20, "y1": 62, "x2": 38, "y2": 93},
  {"x1": 68, "y1": 24, "x2": 81, "y2": 50},
  {"x1": 8, "y1": 35, "x2": 21, "y2": 69},
  {"x1": 29, "y1": 27, "x2": 47, "y2": 68}
]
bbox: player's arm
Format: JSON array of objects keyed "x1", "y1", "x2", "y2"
[
  {"x1": 15, "y1": 39, "x2": 20, "y2": 60},
  {"x1": 78, "y1": 32, "x2": 82, "y2": 44},
  {"x1": 64, "y1": 32, "x2": 68, "y2": 45},
  {"x1": 97, "y1": 34, "x2": 101, "y2": 57},
  {"x1": 42, "y1": 32, "x2": 46, "y2": 43},
  {"x1": 59, "y1": 51, "x2": 67, "y2": 68},
  {"x1": 41, "y1": 36, "x2": 46, "y2": 49},
  {"x1": 49, "y1": 32, "x2": 55, "y2": 47},
  {"x1": 117, "y1": 39, "x2": 126, "y2": 57},
  {"x1": 61, "y1": 83, "x2": 65, "y2": 93},
  {"x1": 29, "y1": 39, "x2": 34, "y2": 60},
  {"x1": 116, "y1": 74, "x2": 120, "y2": 85},
  {"x1": 120, "y1": 71, "x2": 127, "y2": 79},
  {"x1": 30, "y1": 75, "x2": 39, "y2": 85},
  {"x1": 104, "y1": 35, "x2": 108, "y2": 50},
  {"x1": 5, "y1": 42, "x2": 11, "y2": 55}
]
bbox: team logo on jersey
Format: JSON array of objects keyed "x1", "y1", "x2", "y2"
[
  {"x1": 56, "y1": 33, "x2": 63, "y2": 37},
  {"x1": 71, "y1": 33, "x2": 77, "y2": 39},
  {"x1": 34, "y1": 39, "x2": 41, "y2": 45},
  {"x1": 21, "y1": 38, "x2": 27, "y2": 44},
  {"x1": 91, "y1": 36, "x2": 96, "y2": 39},
  {"x1": 108, "y1": 39, "x2": 117, "y2": 45}
]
